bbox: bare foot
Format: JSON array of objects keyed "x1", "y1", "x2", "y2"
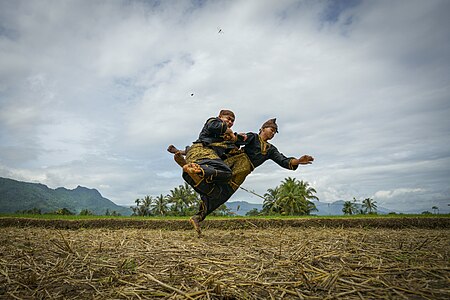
[
  {"x1": 174, "y1": 152, "x2": 187, "y2": 167},
  {"x1": 189, "y1": 216, "x2": 202, "y2": 237},
  {"x1": 167, "y1": 145, "x2": 179, "y2": 154},
  {"x1": 183, "y1": 163, "x2": 203, "y2": 185},
  {"x1": 183, "y1": 163, "x2": 202, "y2": 174}
]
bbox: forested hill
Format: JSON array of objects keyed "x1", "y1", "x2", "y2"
[{"x1": 0, "y1": 177, "x2": 132, "y2": 215}]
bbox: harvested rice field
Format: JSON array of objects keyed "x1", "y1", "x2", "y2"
[{"x1": 0, "y1": 219, "x2": 449, "y2": 299}]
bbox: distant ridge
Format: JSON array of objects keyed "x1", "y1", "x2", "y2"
[
  {"x1": 226, "y1": 200, "x2": 395, "y2": 216},
  {"x1": 0, "y1": 177, "x2": 132, "y2": 215}
]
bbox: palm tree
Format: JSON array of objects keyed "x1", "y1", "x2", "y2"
[
  {"x1": 342, "y1": 200, "x2": 357, "y2": 215},
  {"x1": 274, "y1": 177, "x2": 318, "y2": 215},
  {"x1": 263, "y1": 187, "x2": 280, "y2": 214},
  {"x1": 142, "y1": 195, "x2": 153, "y2": 216},
  {"x1": 432, "y1": 206, "x2": 439, "y2": 214},
  {"x1": 131, "y1": 198, "x2": 141, "y2": 216},
  {"x1": 131, "y1": 196, "x2": 153, "y2": 216},
  {"x1": 362, "y1": 198, "x2": 377, "y2": 214},
  {"x1": 136, "y1": 195, "x2": 152, "y2": 216},
  {"x1": 151, "y1": 194, "x2": 168, "y2": 216},
  {"x1": 167, "y1": 183, "x2": 200, "y2": 215}
]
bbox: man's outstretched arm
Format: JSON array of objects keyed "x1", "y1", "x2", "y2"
[{"x1": 290, "y1": 155, "x2": 314, "y2": 166}]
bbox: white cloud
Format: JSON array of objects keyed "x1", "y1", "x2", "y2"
[
  {"x1": 0, "y1": 0, "x2": 449, "y2": 213},
  {"x1": 375, "y1": 188, "x2": 426, "y2": 199}
]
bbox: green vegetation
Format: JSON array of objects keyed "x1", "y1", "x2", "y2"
[
  {"x1": 3, "y1": 176, "x2": 446, "y2": 219},
  {"x1": 0, "y1": 177, "x2": 131, "y2": 215},
  {"x1": 342, "y1": 197, "x2": 379, "y2": 215},
  {"x1": 131, "y1": 183, "x2": 232, "y2": 217},
  {"x1": 260, "y1": 177, "x2": 318, "y2": 216},
  {"x1": 130, "y1": 177, "x2": 320, "y2": 218}
]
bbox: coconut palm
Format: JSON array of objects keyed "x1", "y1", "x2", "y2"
[
  {"x1": 432, "y1": 206, "x2": 439, "y2": 214},
  {"x1": 167, "y1": 183, "x2": 200, "y2": 215},
  {"x1": 342, "y1": 200, "x2": 357, "y2": 215},
  {"x1": 362, "y1": 198, "x2": 377, "y2": 214},
  {"x1": 263, "y1": 187, "x2": 280, "y2": 214},
  {"x1": 274, "y1": 177, "x2": 318, "y2": 215},
  {"x1": 151, "y1": 194, "x2": 169, "y2": 216},
  {"x1": 142, "y1": 195, "x2": 153, "y2": 216},
  {"x1": 132, "y1": 195, "x2": 152, "y2": 216},
  {"x1": 131, "y1": 196, "x2": 152, "y2": 216}
]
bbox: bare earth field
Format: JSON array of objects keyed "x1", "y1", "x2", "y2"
[{"x1": 0, "y1": 219, "x2": 449, "y2": 299}]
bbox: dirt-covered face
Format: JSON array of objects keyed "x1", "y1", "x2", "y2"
[{"x1": 219, "y1": 114, "x2": 235, "y2": 128}]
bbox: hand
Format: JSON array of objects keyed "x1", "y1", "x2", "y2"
[
  {"x1": 238, "y1": 133, "x2": 248, "y2": 141},
  {"x1": 294, "y1": 155, "x2": 314, "y2": 166},
  {"x1": 223, "y1": 132, "x2": 237, "y2": 142}
]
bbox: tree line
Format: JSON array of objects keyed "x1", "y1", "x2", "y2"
[
  {"x1": 342, "y1": 197, "x2": 378, "y2": 215},
  {"x1": 16, "y1": 207, "x2": 122, "y2": 216},
  {"x1": 15, "y1": 177, "x2": 320, "y2": 217},
  {"x1": 131, "y1": 183, "x2": 231, "y2": 216},
  {"x1": 132, "y1": 177, "x2": 320, "y2": 217},
  {"x1": 20, "y1": 177, "x2": 443, "y2": 217}
]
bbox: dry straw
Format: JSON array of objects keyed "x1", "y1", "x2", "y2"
[{"x1": 0, "y1": 223, "x2": 449, "y2": 299}]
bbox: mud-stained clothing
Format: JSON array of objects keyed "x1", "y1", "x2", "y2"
[
  {"x1": 193, "y1": 132, "x2": 299, "y2": 221},
  {"x1": 182, "y1": 117, "x2": 234, "y2": 195}
]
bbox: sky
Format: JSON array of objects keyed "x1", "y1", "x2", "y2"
[{"x1": 1, "y1": 0, "x2": 449, "y2": 213}]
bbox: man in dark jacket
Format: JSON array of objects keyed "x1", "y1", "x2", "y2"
[{"x1": 169, "y1": 118, "x2": 313, "y2": 236}]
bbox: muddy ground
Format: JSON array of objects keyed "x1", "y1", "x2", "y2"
[
  {"x1": 0, "y1": 218, "x2": 449, "y2": 299},
  {"x1": 0, "y1": 216, "x2": 449, "y2": 230}
]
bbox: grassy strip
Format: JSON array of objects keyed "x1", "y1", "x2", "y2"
[
  {"x1": 0, "y1": 213, "x2": 449, "y2": 220},
  {"x1": 0, "y1": 216, "x2": 449, "y2": 230}
]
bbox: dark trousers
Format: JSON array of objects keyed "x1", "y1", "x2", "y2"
[
  {"x1": 195, "y1": 184, "x2": 236, "y2": 221},
  {"x1": 196, "y1": 158, "x2": 232, "y2": 183},
  {"x1": 182, "y1": 159, "x2": 236, "y2": 221},
  {"x1": 182, "y1": 158, "x2": 232, "y2": 195}
]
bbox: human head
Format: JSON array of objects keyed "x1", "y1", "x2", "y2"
[
  {"x1": 259, "y1": 118, "x2": 278, "y2": 141},
  {"x1": 260, "y1": 118, "x2": 278, "y2": 133},
  {"x1": 218, "y1": 109, "x2": 235, "y2": 128}
]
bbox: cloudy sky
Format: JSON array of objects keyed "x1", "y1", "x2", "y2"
[{"x1": 1, "y1": 0, "x2": 449, "y2": 213}]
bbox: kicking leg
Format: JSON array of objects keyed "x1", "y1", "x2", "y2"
[
  {"x1": 183, "y1": 163, "x2": 203, "y2": 174},
  {"x1": 189, "y1": 215, "x2": 202, "y2": 237},
  {"x1": 167, "y1": 144, "x2": 187, "y2": 155},
  {"x1": 174, "y1": 152, "x2": 187, "y2": 167},
  {"x1": 189, "y1": 197, "x2": 208, "y2": 237},
  {"x1": 168, "y1": 144, "x2": 188, "y2": 167},
  {"x1": 167, "y1": 144, "x2": 180, "y2": 154},
  {"x1": 183, "y1": 163, "x2": 204, "y2": 185}
]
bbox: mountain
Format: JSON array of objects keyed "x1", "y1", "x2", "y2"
[
  {"x1": 226, "y1": 201, "x2": 263, "y2": 216},
  {"x1": 226, "y1": 200, "x2": 395, "y2": 216},
  {"x1": 0, "y1": 177, "x2": 132, "y2": 215},
  {"x1": 313, "y1": 200, "x2": 395, "y2": 216}
]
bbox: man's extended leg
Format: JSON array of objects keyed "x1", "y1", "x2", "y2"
[
  {"x1": 182, "y1": 158, "x2": 232, "y2": 192},
  {"x1": 201, "y1": 185, "x2": 235, "y2": 220},
  {"x1": 196, "y1": 159, "x2": 232, "y2": 183},
  {"x1": 174, "y1": 152, "x2": 187, "y2": 167},
  {"x1": 167, "y1": 145, "x2": 188, "y2": 155},
  {"x1": 189, "y1": 214, "x2": 203, "y2": 237}
]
